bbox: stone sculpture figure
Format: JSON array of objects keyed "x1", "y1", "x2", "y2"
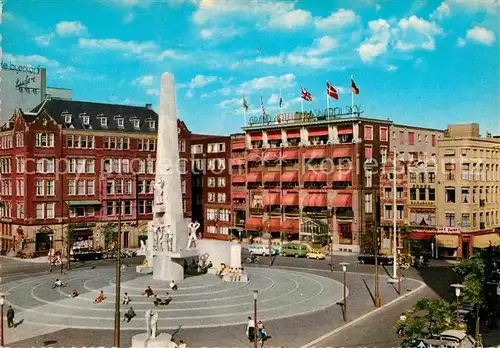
[
  {"x1": 144, "y1": 308, "x2": 159, "y2": 339},
  {"x1": 154, "y1": 179, "x2": 165, "y2": 205},
  {"x1": 187, "y1": 222, "x2": 200, "y2": 249},
  {"x1": 140, "y1": 240, "x2": 146, "y2": 253}
]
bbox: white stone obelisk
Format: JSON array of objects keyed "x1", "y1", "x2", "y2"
[{"x1": 147, "y1": 73, "x2": 198, "y2": 281}]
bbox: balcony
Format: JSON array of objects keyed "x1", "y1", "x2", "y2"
[
  {"x1": 304, "y1": 210, "x2": 328, "y2": 218},
  {"x1": 335, "y1": 208, "x2": 354, "y2": 220},
  {"x1": 269, "y1": 207, "x2": 282, "y2": 216},
  {"x1": 250, "y1": 207, "x2": 264, "y2": 216},
  {"x1": 284, "y1": 207, "x2": 300, "y2": 217}
]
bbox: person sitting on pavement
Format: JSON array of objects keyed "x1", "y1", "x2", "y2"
[
  {"x1": 122, "y1": 292, "x2": 131, "y2": 305},
  {"x1": 123, "y1": 307, "x2": 136, "y2": 322},
  {"x1": 170, "y1": 280, "x2": 178, "y2": 291},
  {"x1": 236, "y1": 268, "x2": 243, "y2": 282},
  {"x1": 153, "y1": 293, "x2": 172, "y2": 306},
  {"x1": 143, "y1": 286, "x2": 154, "y2": 297},
  {"x1": 71, "y1": 288, "x2": 79, "y2": 298},
  {"x1": 53, "y1": 278, "x2": 63, "y2": 289},
  {"x1": 94, "y1": 290, "x2": 105, "y2": 303},
  {"x1": 216, "y1": 263, "x2": 225, "y2": 277},
  {"x1": 178, "y1": 340, "x2": 187, "y2": 348}
]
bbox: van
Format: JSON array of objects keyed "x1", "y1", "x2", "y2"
[
  {"x1": 280, "y1": 243, "x2": 308, "y2": 258},
  {"x1": 247, "y1": 245, "x2": 276, "y2": 256}
]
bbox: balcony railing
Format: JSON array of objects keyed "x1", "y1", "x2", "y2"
[
  {"x1": 304, "y1": 210, "x2": 328, "y2": 218},
  {"x1": 250, "y1": 207, "x2": 264, "y2": 215},
  {"x1": 335, "y1": 209, "x2": 354, "y2": 219}
]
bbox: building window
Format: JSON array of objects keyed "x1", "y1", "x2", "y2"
[
  {"x1": 208, "y1": 192, "x2": 216, "y2": 202},
  {"x1": 36, "y1": 180, "x2": 45, "y2": 196},
  {"x1": 35, "y1": 133, "x2": 55, "y2": 148},
  {"x1": 218, "y1": 193, "x2": 226, "y2": 203},
  {"x1": 218, "y1": 177, "x2": 226, "y2": 187},
  {"x1": 432, "y1": 134, "x2": 437, "y2": 146},
  {"x1": 146, "y1": 200, "x2": 153, "y2": 214},
  {"x1": 384, "y1": 187, "x2": 392, "y2": 199},
  {"x1": 146, "y1": 160, "x2": 154, "y2": 174},
  {"x1": 207, "y1": 226, "x2": 217, "y2": 234},
  {"x1": 16, "y1": 157, "x2": 24, "y2": 173},
  {"x1": 338, "y1": 224, "x2": 352, "y2": 244},
  {"x1": 365, "y1": 170, "x2": 372, "y2": 188},
  {"x1": 218, "y1": 159, "x2": 226, "y2": 170},
  {"x1": 220, "y1": 209, "x2": 230, "y2": 221},
  {"x1": 16, "y1": 203, "x2": 24, "y2": 219},
  {"x1": 179, "y1": 140, "x2": 186, "y2": 152},
  {"x1": 462, "y1": 214, "x2": 470, "y2": 228},
  {"x1": 117, "y1": 118, "x2": 124, "y2": 128},
  {"x1": 106, "y1": 201, "x2": 114, "y2": 215},
  {"x1": 410, "y1": 188, "x2": 417, "y2": 200},
  {"x1": 124, "y1": 201, "x2": 131, "y2": 215},
  {"x1": 87, "y1": 180, "x2": 95, "y2": 195},
  {"x1": 364, "y1": 194, "x2": 372, "y2": 213},
  {"x1": 47, "y1": 180, "x2": 55, "y2": 196},
  {"x1": 364, "y1": 125, "x2": 373, "y2": 141},
  {"x1": 16, "y1": 180, "x2": 24, "y2": 196},
  {"x1": 191, "y1": 144, "x2": 203, "y2": 154},
  {"x1": 46, "y1": 203, "x2": 55, "y2": 219},
  {"x1": 107, "y1": 180, "x2": 115, "y2": 194},
  {"x1": 462, "y1": 164, "x2": 470, "y2": 180},
  {"x1": 182, "y1": 199, "x2": 187, "y2": 213},
  {"x1": 101, "y1": 117, "x2": 108, "y2": 127},
  {"x1": 408, "y1": 132, "x2": 415, "y2": 145},
  {"x1": 68, "y1": 180, "x2": 76, "y2": 195},
  {"x1": 181, "y1": 180, "x2": 186, "y2": 194},
  {"x1": 409, "y1": 173, "x2": 416, "y2": 183},
  {"x1": 179, "y1": 160, "x2": 187, "y2": 174},
  {"x1": 380, "y1": 127, "x2": 388, "y2": 142},
  {"x1": 86, "y1": 206, "x2": 95, "y2": 217},
  {"x1": 428, "y1": 172, "x2": 435, "y2": 183},
  {"x1": 445, "y1": 213, "x2": 455, "y2": 227},
  {"x1": 207, "y1": 208, "x2": 217, "y2": 221},
  {"x1": 445, "y1": 187, "x2": 456, "y2": 203},
  {"x1": 78, "y1": 180, "x2": 86, "y2": 195},
  {"x1": 396, "y1": 187, "x2": 403, "y2": 199},
  {"x1": 208, "y1": 177, "x2": 216, "y2": 187},
  {"x1": 132, "y1": 119, "x2": 140, "y2": 129},
  {"x1": 461, "y1": 188, "x2": 469, "y2": 203},
  {"x1": 36, "y1": 203, "x2": 45, "y2": 219},
  {"x1": 418, "y1": 188, "x2": 426, "y2": 201},
  {"x1": 419, "y1": 173, "x2": 426, "y2": 183},
  {"x1": 380, "y1": 147, "x2": 387, "y2": 164},
  {"x1": 86, "y1": 159, "x2": 95, "y2": 173},
  {"x1": 384, "y1": 205, "x2": 393, "y2": 219},
  {"x1": 124, "y1": 180, "x2": 132, "y2": 195},
  {"x1": 428, "y1": 188, "x2": 435, "y2": 201},
  {"x1": 397, "y1": 205, "x2": 404, "y2": 220}
]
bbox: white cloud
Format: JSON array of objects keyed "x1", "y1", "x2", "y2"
[
  {"x1": 466, "y1": 26, "x2": 496, "y2": 46},
  {"x1": 386, "y1": 65, "x2": 398, "y2": 72},
  {"x1": 267, "y1": 94, "x2": 280, "y2": 104},
  {"x1": 200, "y1": 26, "x2": 243, "y2": 40},
  {"x1": 394, "y1": 16, "x2": 443, "y2": 52},
  {"x1": 189, "y1": 75, "x2": 218, "y2": 89},
  {"x1": 375, "y1": 4, "x2": 382, "y2": 11},
  {"x1": 240, "y1": 74, "x2": 296, "y2": 91},
  {"x1": 2, "y1": 53, "x2": 60, "y2": 68},
  {"x1": 357, "y1": 19, "x2": 391, "y2": 62},
  {"x1": 157, "y1": 49, "x2": 190, "y2": 60},
  {"x1": 218, "y1": 97, "x2": 241, "y2": 109},
  {"x1": 123, "y1": 13, "x2": 135, "y2": 23},
  {"x1": 287, "y1": 54, "x2": 333, "y2": 69},
  {"x1": 256, "y1": 55, "x2": 285, "y2": 65},
  {"x1": 398, "y1": 16, "x2": 443, "y2": 36},
  {"x1": 56, "y1": 21, "x2": 87, "y2": 36},
  {"x1": 34, "y1": 33, "x2": 54, "y2": 46},
  {"x1": 110, "y1": 0, "x2": 197, "y2": 7},
  {"x1": 79, "y1": 38, "x2": 158, "y2": 54},
  {"x1": 314, "y1": 9, "x2": 358, "y2": 29},
  {"x1": 430, "y1": 2, "x2": 451, "y2": 20},
  {"x1": 146, "y1": 88, "x2": 160, "y2": 96},
  {"x1": 133, "y1": 75, "x2": 154, "y2": 86},
  {"x1": 447, "y1": 0, "x2": 499, "y2": 14},
  {"x1": 267, "y1": 9, "x2": 312, "y2": 30},
  {"x1": 456, "y1": 37, "x2": 466, "y2": 47},
  {"x1": 307, "y1": 36, "x2": 338, "y2": 56}
]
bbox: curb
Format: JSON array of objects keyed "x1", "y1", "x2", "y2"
[{"x1": 0, "y1": 255, "x2": 60, "y2": 264}]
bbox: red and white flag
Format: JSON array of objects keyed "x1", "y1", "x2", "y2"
[
  {"x1": 260, "y1": 95, "x2": 265, "y2": 115},
  {"x1": 326, "y1": 82, "x2": 339, "y2": 100},
  {"x1": 301, "y1": 87, "x2": 312, "y2": 101}
]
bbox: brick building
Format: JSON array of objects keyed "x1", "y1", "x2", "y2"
[
  {"x1": 190, "y1": 134, "x2": 232, "y2": 240},
  {"x1": 0, "y1": 99, "x2": 192, "y2": 254},
  {"x1": 230, "y1": 111, "x2": 391, "y2": 253}
]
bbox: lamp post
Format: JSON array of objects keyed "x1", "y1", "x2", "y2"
[
  {"x1": 392, "y1": 147, "x2": 398, "y2": 281},
  {"x1": 253, "y1": 290, "x2": 258, "y2": 348},
  {"x1": 113, "y1": 199, "x2": 122, "y2": 348},
  {"x1": 0, "y1": 293, "x2": 5, "y2": 347},
  {"x1": 340, "y1": 262, "x2": 349, "y2": 322},
  {"x1": 450, "y1": 284, "x2": 465, "y2": 325}
]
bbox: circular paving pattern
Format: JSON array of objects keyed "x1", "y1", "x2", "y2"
[{"x1": 3, "y1": 267, "x2": 345, "y2": 330}]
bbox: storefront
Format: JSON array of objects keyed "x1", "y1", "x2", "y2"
[
  {"x1": 35, "y1": 226, "x2": 54, "y2": 255},
  {"x1": 435, "y1": 227, "x2": 461, "y2": 258},
  {"x1": 472, "y1": 233, "x2": 500, "y2": 249},
  {"x1": 405, "y1": 230, "x2": 436, "y2": 257}
]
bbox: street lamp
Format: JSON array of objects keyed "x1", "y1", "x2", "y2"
[
  {"x1": 114, "y1": 199, "x2": 122, "y2": 348},
  {"x1": 0, "y1": 293, "x2": 5, "y2": 347},
  {"x1": 450, "y1": 284, "x2": 465, "y2": 325},
  {"x1": 253, "y1": 290, "x2": 258, "y2": 348},
  {"x1": 339, "y1": 262, "x2": 349, "y2": 322}
]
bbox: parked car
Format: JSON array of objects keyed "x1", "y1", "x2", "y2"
[
  {"x1": 357, "y1": 254, "x2": 394, "y2": 265},
  {"x1": 72, "y1": 248, "x2": 103, "y2": 262},
  {"x1": 306, "y1": 250, "x2": 326, "y2": 260},
  {"x1": 281, "y1": 243, "x2": 308, "y2": 258},
  {"x1": 247, "y1": 245, "x2": 276, "y2": 256}
]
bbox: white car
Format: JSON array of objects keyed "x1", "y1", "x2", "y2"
[{"x1": 247, "y1": 245, "x2": 276, "y2": 256}]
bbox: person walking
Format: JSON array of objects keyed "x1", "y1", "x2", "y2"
[
  {"x1": 257, "y1": 320, "x2": 266, "y2": 346},
  {"x1": 6, "y1": 306, "x2": 15, "y2": 328},
  {"x1": 246, "y1": 316, "x2": 255, "y2": 342}
]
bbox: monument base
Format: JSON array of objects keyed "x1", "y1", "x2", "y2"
[
  {"x1": 153, "y1": 255, "x2": 184, "y2": 281},
  {"x1": 130, "y1": 333, "x2": 173, "y2": 348}
]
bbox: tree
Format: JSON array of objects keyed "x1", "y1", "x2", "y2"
[
  {"x1": 102, "y1": 222, "x2": 117, "y2": 249},
  {"x1": 360, "y1": 227, "x2": 378, "y2": 255},
  {"x1": 395, "y1": 298, "x2": 455, "y2": 347}
]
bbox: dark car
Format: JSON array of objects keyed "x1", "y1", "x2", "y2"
[
  {"x1": 72, "y1": 248, "x2": 103, "y2": 262},
  {"x1": 357, "y1": 254, "x2": 394, "y2": 265}
]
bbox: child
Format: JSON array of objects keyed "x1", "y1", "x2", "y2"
[
  {"x1": 94, "y1": 291, "x2": 105, "y2": 303},
  {"x1": 122, "y1": 292, "x2": 131, "y2": 305},
  {"x1": 71, "y1": 288, "x2": 79, "y2": 298}
]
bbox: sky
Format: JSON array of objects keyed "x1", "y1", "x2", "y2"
[{"x1": 1, "y1": 0, "x2": 499, "y2": 135}]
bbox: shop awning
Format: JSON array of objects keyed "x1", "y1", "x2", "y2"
[
  {"x1": 281, "y1": 171, "x2": 299, "y2": 182},
  {"x1": 303, "y1": 193, "x2": 328, "y2": 207},
  {"x1": 66, "y1": 200, "x2": 101, "y2": 206},
  {"x1": 232, "y1": 142, "x2": 245, "y2": 150},
  {"x1": 308, "y1": 127, "x2": 328, "y2": 137},
  {"x1": 263, "y1": 171, "x2": 280, "y2": 182},
  {"x1": 263, "y1": 193, "x2": 281, "y2": 206},
  {"x1": 407, "y1": 232, "x2": 435, "y2": 240},
  {"x1": 331, "y1": 194, "x2": 352, "y2": 208},
  {"x1": 267, "y1": 131, "x2": 281, "y2": 140},
  {"x1": 332, "y1": 171, "x2": 352, "y2": 182},
  {"x1": 287, "y1": 129, "x2": 300, "y2": 138},
  {"x1": 282, "y1": 193, "x2": 299, "y2": 206},
  {"x1": 245, "y1": 217, "x2": 263, "y2": 231},
  {"x1": 264, "y1": 151, "x2": 280, "y2": 161},
  {"x1": 282, "y1": 219, "x2": 300, "y2": 234},
  {"x1": 232, "y1": 192, "x2": 246, "y2": 199},
  {"x1": 473, "y1": 233, "x2": 500, "y2": 248},
  {"x1": 332, "y1": 147, "x2": 352, "y2": 158},
  {"x1": 250, "y1": 132, "x2": 262, "y2": 141},
  {"x1": 436, "y1": 235, "x2": 459, "y2": 248},
  {"x1": 266, "y1": 219, "x2": 281, "y2": 232},
  {"x1": 304, "y1": 171, "x2": 328, "y2": 182},
  {"x1": 303, "y1": 148, "x2": 328, "y2": 159},
  {"x1": 282, "y1": 149, "x2": 298, "y2": 160},
  {"x1": 338, "y1": 126, "x2": 353, "y2": 135},
  {"x1": 232, "y1": 176, "x2": 245, "y2": 184},
  {"x1": 248, "y1": 151, "x2": 261, "y2": 162},
  {"x1": 247, "y1": 172, "x2": 262, "y2": 182},
  {"x1": 232, "y1": 159, "x2": 246, "y2": 166}
]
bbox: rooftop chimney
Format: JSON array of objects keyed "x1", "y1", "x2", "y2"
[{"x1": 146, "y1": 103, "x2": 152, "y2": 110}]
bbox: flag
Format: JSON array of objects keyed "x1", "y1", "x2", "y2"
[
  {"x1": 260, "y1": 95, "x2": 265, "y2": 115},
  {"x1": 301, "y1": 86, "x2": 312, "y2": 101},
  {"x1": 243, "y1": 96, "x2": 249, "y2": 111},
  {"x1": 351, "y1": 79, "x2": 359, "y2": 95},
  {"x1": 326, "y1": 82, "x2": 339, "y2": 100},
  {"x1": 279, "y1": 96, "x2": 283, "y2": 108}
]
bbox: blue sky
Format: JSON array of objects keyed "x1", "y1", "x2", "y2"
[{"x1": 2, "y1": 0, "x2": 499, "y2": 135}]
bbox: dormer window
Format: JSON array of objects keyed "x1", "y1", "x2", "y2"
[
  {"x1": 117, "y1": 118, "x2": 124, "y2": 128},
  {"x1": 63, "y1": 113, "x2": 72, "y2": 124},
  {"x1": 100, "y1": 118, "x2": 108, "y2": 127},
  {"x1": 148, "y1": 121, "x2": 156, "y2": 130},
  {"x1": 133, "y1": 119, "x2": 140, "y2": 129},
  {"x1": 82, "y1": 116, "x2": 90, "y2": 125}
]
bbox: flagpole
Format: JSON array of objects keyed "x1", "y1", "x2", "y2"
[
  {"x1": 243, "y1": 94, "x2": 247, "y2": 127},
  {"x1": 279, "y1": 88, "x2": 283, "y2": 114},
  {"x1": 301, "y1": 97, "x2": 304, "y2": 121},
  {"x1": 326, "y1": 81, "x2": 330, "y2": 114},
  {"x1": 351, "y1": 74, "x2": 355, "y2": 115}
]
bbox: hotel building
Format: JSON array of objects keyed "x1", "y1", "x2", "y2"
[
  {"x1": 436, "y1": 123, "x2": 500, "y2": 258},
  {"x1": 230, "y1": 111, "x2": 391, "y2": 253}
]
